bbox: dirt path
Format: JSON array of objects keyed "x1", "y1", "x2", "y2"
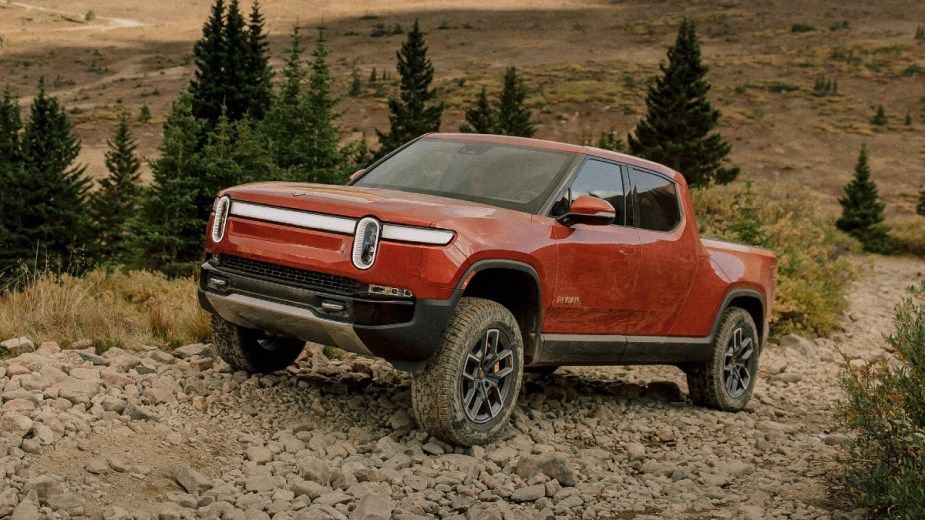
[
  {"x1": 7, "y1": 2, "x2": 143, "y2": 30},
  {"x1": 1, "y1": 253, "x2": 923, "y2": 519}
]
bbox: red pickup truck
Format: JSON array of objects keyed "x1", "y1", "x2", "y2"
[{"x1": 199, "y1": 133, "x2": 776, "y2": 446}]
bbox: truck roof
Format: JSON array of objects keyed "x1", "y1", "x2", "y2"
[{"x1": 422, "y1": 133, "x2": 685, "y2": 185}]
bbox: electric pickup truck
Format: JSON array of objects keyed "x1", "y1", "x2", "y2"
[{"x1": 198, "y1": 133, "x2": 777, "y2": 446}]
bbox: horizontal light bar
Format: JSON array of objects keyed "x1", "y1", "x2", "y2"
[
  {"x1": 381, "y1": 224, "x2": 455, "y2": 245},
  {"x1": 228, "y1": 200, "x2": 454, "y2": 246},
  {"x1": 231, "y1": 201, "x2": 356, "y2": 235}
]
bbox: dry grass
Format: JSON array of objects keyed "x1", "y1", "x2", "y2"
[
  {"x1": 0, "y1": 268, "x2": 210, "y2": 355},
  {"x1": 886, "y1": 215, "x2": 925, "y2": 256}
]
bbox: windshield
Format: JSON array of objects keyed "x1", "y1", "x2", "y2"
[{"x1": 354, "y1": 138, "x2": 579, "y2": 213}]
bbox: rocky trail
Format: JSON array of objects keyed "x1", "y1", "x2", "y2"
[{"x1": 1, "y1": 254, "x2": 923, "y2": 520}]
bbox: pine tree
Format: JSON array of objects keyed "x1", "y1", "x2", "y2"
[
  {"x1": 595, "y1": 129, "x2": 627, "y2": 153},
  {"x1": 2, "y1": 78, "x2": 93, "y2": 272},
  {"x1": 376, "y1": 19, "x2": 444, "y2": 157},
  {"x1": 127, "y1": 93, "x2": 207, "y2": 275},
  {"x1": 0, "y1": 87, "x2": 24, "y2": 275},
  {"x1": 189, "y1": 0, "x2": 272, "y2": 128},
  {"x1": 496, "y1": 67, "x2": 535, "y2": 137},
  {"x1": 871, "y1": 105, "x2": 887, "y2": 126},
  {"x1": 836, "y1": 144, "x2": 890, "y2": 253},
  {"x1": 303, "y1": 26, "x2": 348, "y2": 184},
  {"x1": 263, "y1": 26, "x2": 348, "y2": 184},
  {"x1": 628, "y1": 18, "x2": 738, "y2": 187},
  {"x1": 0, "y1": 86, "x2": 21, "y2": 166},
  {"x1": 263, "y1": 25, "x2": 314, "y2": 179},
  {"x1": 459, "y1": 86, "x2": 496, "y2": 133},
  {"x1": 349, "y1": 70, "x2": 362, "y2": 97},
  {"x1": 189, "y1": 0, "x2": 228, "y2": 126},
  {"x1": 219, "y1": 0, "x2": 250, "y2": 123},
  {"x1": 91, "y1": 112, "x2": 142, "y2": 263},
  {"x1": 917, "y1": 189, "x2": 925, "y2": 217},
  {"x1": 244, "y1": 0, "x2": 273, "y2": 120}
]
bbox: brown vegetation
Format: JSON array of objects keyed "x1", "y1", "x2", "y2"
[{"x1": 0, "y1": 269, "x2": 209, "y2": 353}]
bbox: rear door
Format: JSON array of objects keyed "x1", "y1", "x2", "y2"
[
  {"x1": 545, "y1": 159, "x2": 642, "y2": 335},
  {"x1": 623, "y1": 167, "x2": 699, "y2": 336}
]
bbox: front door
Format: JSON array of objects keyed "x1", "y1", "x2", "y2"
[{"x1": 545, "y1": 159, "x2": 642, "y2": 336}]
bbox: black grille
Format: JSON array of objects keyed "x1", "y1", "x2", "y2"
[{"x1": 219, "y1": 255, "x2": 360, "y2": 296}]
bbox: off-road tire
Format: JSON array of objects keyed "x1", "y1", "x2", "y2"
[
  {"x1": 411, "y1": 297, "x2": 524, "y2": 446},
  {"x1": 210, "y1": 315, "x2": 305, "y2": 373},
  {"x1": 685, "y1": 307, "x2": 760, "y2": 411}
]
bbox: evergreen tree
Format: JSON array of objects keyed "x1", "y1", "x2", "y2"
[
  {"x1": 836, "y1": 144, "x2": 890, "y2": 253},
  {"x1": 263, "y1": 26, "x2": 314, "y2": 179},
  {"x1": 376, "y1": 19, "x2": 444, "y2": 157},
  {"x1": 189, "y1": 0, "x2": 228, "y2": 126},
  {"x1": 870, "y1": 105, "x2": 888, "y2": 126},
  {"x1": 91, "y1": 112, "x2": 142, "y2": 263},
  {"x1": 917, "y1": 189, "x2": 925, "y2": 217},
  {"x1": 495, "y1": 67, "x2": 535, "y2": 137},
  {"x1": 1, "y1": 78, "x2": 93, "y2": 272},
  {"x1": 244, "y1": 0, "x2": 274, "y2": 120},
  {"x1": 219, "y1": 0, "x2": 250, "y2": 122},
  {"x1": 263, "y1": 26, "x2": 348, "y2": 184},
  {"x1": 459, "y1": 86, "x2": 496, "y2": 133},
  {"x1": 351, "y1": 133, "x2": 373, "y2": 170},
  {"x1": 127, "y1": 93, "x2": 207, "y2": 275},
  {"x1": 189, "y1": 0, "x2": 272, "y2": 128},
  {"x1": 0, "y1": 86, "x2": 21, "y2": 166},
  {"x1": 0, "y1": 87, "x2": 24, "y2": 274},
  {"x1": 628, "y1": 18, "x2": 738, "y2": 187},
  {"x1": 595, "y1": 129, "x2": 627, "y2": 153},
  {"x1": 303, "y1": 27, "x2": 348, "y2": 183},
  {"x1": 349, "y1": 70, "x2": 362, "y2": 97}
]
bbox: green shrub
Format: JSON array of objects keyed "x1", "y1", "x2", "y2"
[
  {"x1": 768, "y1": 81, "x2": 799, "y2": 93},
  {"x1": 838, "y1": 281, "x2": 925, "y2": 517},
  {"x1": 886, "y1": 215, "x2": 925, "y2": 256},
  {"x1": 692, "y1": 180, "x2": 857, "y2": 336},
  {"x1": 791, "y1": 23, "x2": 815, "y2": 33}
]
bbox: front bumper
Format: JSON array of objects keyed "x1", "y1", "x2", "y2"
[{"x1": 198, "y1": 260, "x2": 458, "y2": 366}]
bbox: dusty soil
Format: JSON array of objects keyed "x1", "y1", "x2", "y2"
[
  {"x1": 0, "y1": 253, "x2": 923, "y2": 519},
  {"x1": 1, "y1": 0, "x2": 924, "y2": 214}
]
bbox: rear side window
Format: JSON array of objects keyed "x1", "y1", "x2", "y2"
[{"x1": 626, "y1": 169, "x2": 680, "y2": 232}]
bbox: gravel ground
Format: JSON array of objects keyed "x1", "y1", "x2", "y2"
[{"x1": 0, "y1": 254, "x2": 922, "y2": 520}]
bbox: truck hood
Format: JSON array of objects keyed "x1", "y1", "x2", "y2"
[{"x1": 220, "y1": 182, "x2": 534, "y2": 229}]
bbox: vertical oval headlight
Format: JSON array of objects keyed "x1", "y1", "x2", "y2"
[
  {"x1": 211, "y1": 195, "x2": 231, "y2": 243},
  {"x1": 352, "y1": 217, "x2": 381, "y2": 270}
]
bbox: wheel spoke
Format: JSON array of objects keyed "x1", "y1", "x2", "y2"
[
  {"x1": 492, "y1": 366, "x2": 514, "y2": 379},
  {"x1": 466, "y1": 387, "x2": 485, "y2": 417},
  {"x1": 739, "y1": 338, "x2": 754, "y2": 360}
]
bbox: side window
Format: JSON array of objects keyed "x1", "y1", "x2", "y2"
[
  {"x1": 550, "y1": 159, "x2": 625, "y2": 225},
  {"x1": 626, "y1": 169, "x2": 680, "y2": 232}
]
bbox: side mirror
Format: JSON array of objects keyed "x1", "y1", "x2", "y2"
[
  {"x1": 349, "y1": 169, "x2": 365, "y2": 182},
  {"x1": 556, "y1": 195, "x2": 615, "y2": 227}
]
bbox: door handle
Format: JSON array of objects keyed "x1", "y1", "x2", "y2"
[{"x1": 619, "y1": 245, "x2": 637, "y2": 255}]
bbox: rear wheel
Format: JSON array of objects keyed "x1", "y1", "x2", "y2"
[
  {"x1": 412, "y1": 297, "x2": 523, "y2": 446},
  {"x1": 210, "y1": 315, "x2": 305, "y2": 373},
  {"x1": 685, "y1": 307, "x2": 759, "y2": 411}
]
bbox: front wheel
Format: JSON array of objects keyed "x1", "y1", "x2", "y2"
[
  {"x1": 685, "y1": 307, "x2": 760, "y2": 411},
  {"x1": 411, "y1": 297, "x2": 524, "y2": 446},
  {"x1": 210, "y1": 315, "x2": 305, "y2": 373}
]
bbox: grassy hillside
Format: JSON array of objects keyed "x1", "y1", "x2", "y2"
[{"x1": 0, "y1": 0, "x2": 923, "y2": 214}]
